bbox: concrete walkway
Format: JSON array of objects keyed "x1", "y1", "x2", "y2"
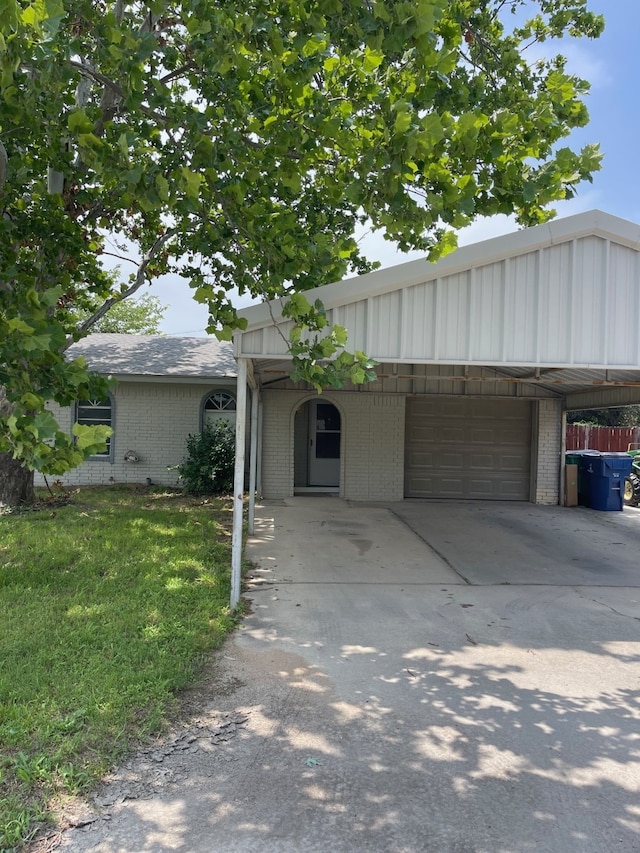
[{"x1": 50, "y1": 499, "x2": 640, "y2": 853}]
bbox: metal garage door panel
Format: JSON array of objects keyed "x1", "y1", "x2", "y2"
[{"x1": 405, "y1": 398, "x2": 531, "y2": 500}]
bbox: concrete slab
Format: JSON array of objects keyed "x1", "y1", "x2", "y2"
[
  {"x1": 50, "y1": 499, "x2": 640, "y2": 853},
  {"x1": 247, "y1": 497, "x2": 462, "y2": 586},
  {"x1": 389, "y1": 500, "x2": 640, "y2": 587}
]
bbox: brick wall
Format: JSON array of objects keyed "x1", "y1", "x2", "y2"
[
  {"x1": 534, "y1": 399, "x2": 562, "y2": 505},
  {"x1": 261, "y1": 390, "x2": 405, "y2": 500},
  {"x1": 34, "y1": 381, "x2": 233, "y2": 488},
  {"x1": 261, "y1": 389, "x2": 562, "y2": 504},
  {"x1": 45, "y1": 378, "x2": 563, "y2": 503}
]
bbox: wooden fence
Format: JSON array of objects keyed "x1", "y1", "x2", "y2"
[{"x1": 566, "y1": 425, "x2": 640, "y2": 452}]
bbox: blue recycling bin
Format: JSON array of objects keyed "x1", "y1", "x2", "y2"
[{"x1": 589, "y1": 453, "x2": 634, "y2": 511}]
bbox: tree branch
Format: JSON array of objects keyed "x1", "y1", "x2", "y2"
[
  {"x1": 64, "y1": 229, "x2": 176, "y2": 348},
  {"x1": 68, "y1": 60, "x2": 123, "y2": 100},
  {"x1": 159, "y1": 63, "x2": 197, "y2": 85},
  {"x1": 68, "y1": 60, "x2": 168, "y2": 125},
  {"x1": 138, "y1": 8, "x2": 158, "y2": 36},
  {"x1": 101, "y1": 250, "x2": 139, "y2": 264}
]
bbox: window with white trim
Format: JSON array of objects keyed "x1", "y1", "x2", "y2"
[
  {"x1": 203, "y1": 390, "x2": 236, "y2": 427},
  {"x1": 75, "y1": 397, "x2": 113, "y2": 458}
]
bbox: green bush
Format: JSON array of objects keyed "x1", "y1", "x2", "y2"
[{"x1": 177, "y1": 420, "x2": 236, "y2": 495}]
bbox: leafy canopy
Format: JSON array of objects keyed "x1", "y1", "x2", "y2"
[
  {"x1": 0, "y1": 0, "x2": 603, "y2": 471},
  {"x1": 77, "y1": 292, "x2": 168, "y2": 335}
]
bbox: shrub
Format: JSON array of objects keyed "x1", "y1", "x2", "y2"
[{"x1": 177, "y1": 420, "x2": 236, "y2": 496}]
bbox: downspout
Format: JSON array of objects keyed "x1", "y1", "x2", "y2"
[{"x1": 231, "y1": 357, "x2": 247, "y2": 609}]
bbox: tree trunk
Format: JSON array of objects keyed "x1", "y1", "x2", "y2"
[{"x1": 0, "y1": 452, "x2": 35, "y2": 507}]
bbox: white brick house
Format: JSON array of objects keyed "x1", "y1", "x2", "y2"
[
  {"x1": 35, "y1": 335, "x2": 237, "y2": 488},
  {"x1": 41, "y1": 211, "x2": 640, "y2": 514}
]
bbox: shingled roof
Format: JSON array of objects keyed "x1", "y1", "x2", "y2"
[{"x1": 66, "y1": 334, "x2": 236, "y2": 379}]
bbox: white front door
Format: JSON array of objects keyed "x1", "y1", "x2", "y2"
[{"x1": 308, "y1": 401, "x2": 341, "y2": 487}]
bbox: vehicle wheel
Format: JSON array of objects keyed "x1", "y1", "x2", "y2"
[{"x1": 623, "y1": 472, "x2": 640, "y2": 506}]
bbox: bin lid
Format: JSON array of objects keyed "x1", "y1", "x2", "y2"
[
  {"x1": 590, "y1": 455, "x2": 634, "y2": 476},
  {"x1": 565, "y1": 449, "x2": 600, "y2": 456},
  {"x1": 600, "y1": 455, "x2": 634, "y2": 469}
]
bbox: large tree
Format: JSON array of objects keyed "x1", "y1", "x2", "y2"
[{"x1": 0, "y1": 0, "x2": 603, "y2": 506}]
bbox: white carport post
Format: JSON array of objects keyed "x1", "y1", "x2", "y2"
[
  {"x1": 248, "y1": 387, "x2": 259, "y2": 535},
  {"x1": 256, "y1": 397, "x2": 263, "y2": 497},
  {"x1": 230, "y1": 357, "x2": 248, "y2": 609},
  {"x1": 560, "y1": 408, "x2": 568, "y2": 506}
]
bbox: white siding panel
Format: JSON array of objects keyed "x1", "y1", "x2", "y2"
[
  {"x1": 404, "y1": 280, "x2": 437, "y2": 360},
  {"x1": 369, "y1": 291, "x2": 402, "y2": 359},
  {"x1": 472, "y1": 262, "x2": 505, "y2": 362},
  {"x1": 440, "y1": 271, "x2": 472, "y2": 361},
  {"x1": 239, "y1": 328, "x2": 264, "y2": 355},
  {"x1": 504, "y1": 253, "x2": 539, "y2": 363},
  {"x1": 333, "y1": 301, "x2": 368, "y2": 352},
  {"x1": 573, "y1": 236, "x2": 609, "y2": 364},
  {"x1": 538, "y1": 242, "x2": 573, "y2": 364},
  {"x1": 241, "y1": 324, "x2": 295, "y2": 356},
  {"x1": 605, "y1": 243, "x2": 640, "y2": 365}
]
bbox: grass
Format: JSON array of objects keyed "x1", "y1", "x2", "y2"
[{"x1": 0, "y1": 485, "x2": 241, "y2": 851}]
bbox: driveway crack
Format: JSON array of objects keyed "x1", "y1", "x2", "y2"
[{"x1": 387, "y1": 508, "x2": 472, "y2": 585}]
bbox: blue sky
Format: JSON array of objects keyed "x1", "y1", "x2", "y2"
[{"x1": 154, "y1": 0, "x2": 640, "y2": 336}]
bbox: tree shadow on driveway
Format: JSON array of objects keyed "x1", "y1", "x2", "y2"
[{"x1": 52, "y1": 500, "x2": 640, "y2": 853}]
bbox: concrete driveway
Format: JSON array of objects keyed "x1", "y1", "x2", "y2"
[{"x1": 52, "y1": 499, "x2": 640, "y2": 853}]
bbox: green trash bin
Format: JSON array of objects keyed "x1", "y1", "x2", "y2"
[{"x1": 566, "y1": 450, "x2": 600, "y2": 507}]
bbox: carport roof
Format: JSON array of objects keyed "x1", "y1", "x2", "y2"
[{"x1": 235, "y1": 210, "x2": 640, "y2": 408}]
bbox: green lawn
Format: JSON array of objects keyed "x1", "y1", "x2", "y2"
[{"x1": 0, "y1": 486, "x2": 240, "y2": 851}]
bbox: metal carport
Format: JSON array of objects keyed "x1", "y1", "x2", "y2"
[{"x1": 229, "y1": 210, "x2": 640, "y2": 604}]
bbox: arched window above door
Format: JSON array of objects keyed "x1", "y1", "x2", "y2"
[{"x1": 202, "y1": 390, "x2": 236, "y2": 428}]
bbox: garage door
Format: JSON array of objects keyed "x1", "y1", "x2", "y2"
[{"x1": 405, "y1": 398, "x2": 532, "y2": 500}]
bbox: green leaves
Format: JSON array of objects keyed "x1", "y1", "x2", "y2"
[
  {"x1": 72, "y1": 422, "x2": 112, "y2": 454},
  {"x1": 180, "y1": 167, "x2": 205, "y2": 200},
  {"x1": 67, "y1": 109, "x2": 94, "y2": 134},
  {"x1": 283, "y1": 294, "x2": 377, "y2": 393},
  {"x1": 302, "y1": 34, "x2": 328, "y2": 58},
  {"x1": 362, "y1": 46, "x2": 384, "y2": 73},
  {"x1": 0, "y1": 0, "x2": 604, "y2": 481},
  {"x1": 6, "y1": 318, "x2": 35, "y2": 335},
  {"x1": 0, "y1": 0, "x2": 20, "y2": 29},
  {"x1": 393, "y1": 101, "x2": 413, "y2": 134},
  {"x1": 21, "y1": 0, "x2": 64, "y2": 34}
]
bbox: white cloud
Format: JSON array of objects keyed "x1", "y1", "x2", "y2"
[{"x1": 560, "y1": 43, "x2": 611, "y2": 91}]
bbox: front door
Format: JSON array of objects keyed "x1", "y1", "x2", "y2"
[{"x1": 308, "y1": 401, "x2": 341, "y2": 487}]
